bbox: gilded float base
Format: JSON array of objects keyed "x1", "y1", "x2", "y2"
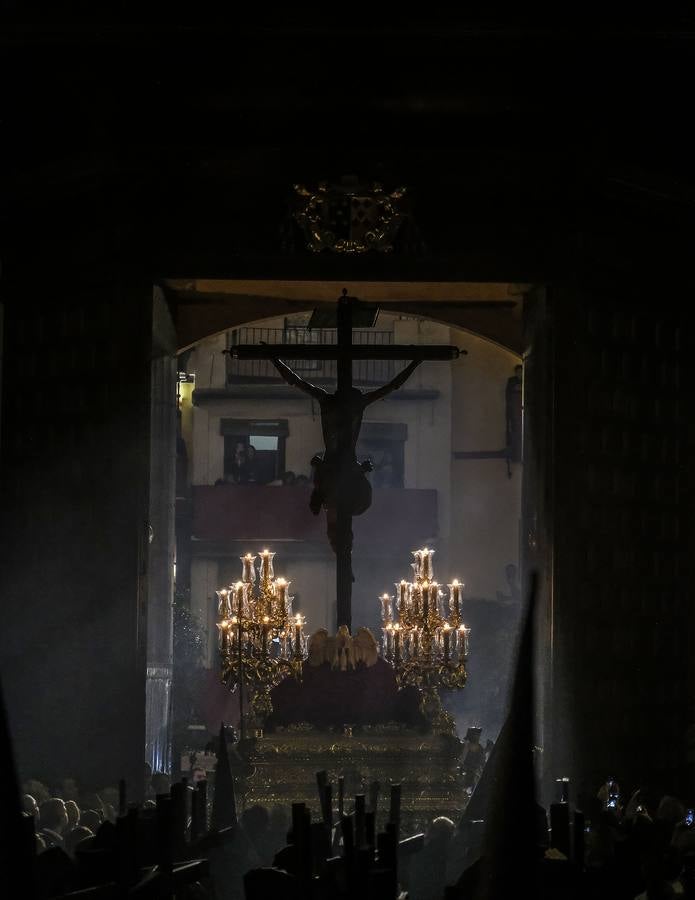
[{"x1": 237, "y1": 723, "x2": 467, "y2": 835}]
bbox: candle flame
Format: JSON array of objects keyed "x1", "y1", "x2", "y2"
[
  {"x1": 442, "y1": 622, "x2": 451, "y2": 630},
  {"x1": 263, "y1": 615, "x2": 270, "y2": 623},
  {"x1": 295, "y1": 614, "x2": 302, "y2": 625},
  {"x1": 276, "y1": 578, "x2": 287, "y2": 586},
  {"x1": 452, "y1": 579, "x2": 459, "y2": 587}
]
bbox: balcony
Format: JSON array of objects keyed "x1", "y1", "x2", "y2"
[{"x1": 191, "y1": 484, "x2": 438, "y2": 555}]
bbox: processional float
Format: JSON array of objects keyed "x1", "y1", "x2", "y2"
[{"x1": 212, "y1": 288, "x2": 473, "y2": 828}]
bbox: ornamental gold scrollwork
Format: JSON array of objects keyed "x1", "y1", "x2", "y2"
[{"x1": 292, "y1": 180, "x2": 407, "y2": 254}]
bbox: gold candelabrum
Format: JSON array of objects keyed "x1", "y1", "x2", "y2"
[
  {"x1": 379, "y1": 548, "x2": 469, "y2": 733},
  {"x1": 217, "y1": 550, "x2": 307, "y2": 733}
]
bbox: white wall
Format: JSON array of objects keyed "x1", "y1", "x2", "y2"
[
  {"x1": 449, "y1": 330, "x2": 522, "y2": 600},
  {"x1": 385, "y1": 317, "x2": 453, "y2": 548}
]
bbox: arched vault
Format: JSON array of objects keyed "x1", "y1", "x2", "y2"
[{"x1": 165, "y1": 279, "x2": 529, "y2": 355}]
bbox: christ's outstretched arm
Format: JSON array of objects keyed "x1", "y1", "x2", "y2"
[
  {"x1": 270, "y1": 356, "x2": 328, "y2": 402},
  {"x1": 362, "y1": 359, "x2": 421, "y2": 405}
]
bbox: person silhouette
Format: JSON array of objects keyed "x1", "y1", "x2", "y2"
[
  {"x1": 245, "y1": 444, "x2": 259, "y2": 483},
  {"x1": 229, "y1": 441, "x2": 247, "y2": 483}
]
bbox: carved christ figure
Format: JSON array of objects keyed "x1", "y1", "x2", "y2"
[{"x1": 270, "y1": 356, "x2": 421, "y2": 553}]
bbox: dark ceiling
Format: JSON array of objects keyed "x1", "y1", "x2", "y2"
[{"x1": 2, "y1": 16, "x2": 694, "y2": 286}]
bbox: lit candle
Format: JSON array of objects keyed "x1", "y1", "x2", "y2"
[
  {"x1": 275, "y1": 578, "x2": 289, "y2": 615},
  {"x1": 412, "y1": 550, "x2": 422, "y2": 579},
  {"x1": 429, "y1": 582, "x2": 439, "y2": 619},
  {"x1": 294, "y1": 613, "x2": 303, "y2": 656},
  {"x1": 384, "y1": 623, "x2": 394, "y2": 661},
  {"x1": 422, "y1": 580, "x2": 429, "y2": 621},
  {"x1": 262, "y1": 616, "x2": 270, "y2": 654},
  {"x1": 393, "y1": 624, "x2": 401, "y2": 666},
  {"x1": 411, "y1": 585, "x2": 420, "y2": 618},
  {"x1": 235, "y1": 581, "x2": 245, "y2": 618},
  {"x1": 442, "y1": 622, "x2": 451, "y2": 663},
  {"x1": 423, "y1": 548, "x2": 434, "y2": 580},
  {"x1": 217, "y1": 588, "x2": 231, "y2": 619},
  {"x1": 449, "y1": 580, "x2": 462, "y2": 623},
  {"x1": 217, "y1": 619, "x2": 230, "y2": 651},
  {"x1": 459, "y1": 624, "x2": 469, "y2": 656},
  {"x1": 241, "y1": 554, "x2": 256, "y2": 584},
  {"x1": 259, "y1": 549, "x2": 275, "y2": 582},
  {"x1": 230, "y1": 616, "x2": 239, "y2": 650},
  {"x1": 381, "y1": 593, "x2": 392, "y2": 622},
  {"x1": 396, "y1": 581, "x2": 408, "y2": 620}
]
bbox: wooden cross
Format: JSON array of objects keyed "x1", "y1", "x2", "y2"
[{"x1": 229, "y1": 291, "x2": 462, "y2": 632}]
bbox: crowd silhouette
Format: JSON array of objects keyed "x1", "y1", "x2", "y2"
[
  {"x1": 4, "y1": 577, "x2": 695, "y2": 898},
  {"x1": 11, "y1": 736, "x2": 695, "y2": 899}
]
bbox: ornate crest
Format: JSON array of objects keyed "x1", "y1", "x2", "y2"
[{"x1": 292, "y1": 178, "x2": 406, "y2": 253}]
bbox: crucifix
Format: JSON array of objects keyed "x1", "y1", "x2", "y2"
[{"x1": 228, "y1": 290, "x2": 462, "y2": 633}]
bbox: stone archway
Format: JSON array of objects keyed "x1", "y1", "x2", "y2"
[
  {"x1": 172, "y1": 287, "x2": 525, "y2": 759},
  {"x1": 163, "y1": 279, "x2": 528, "y2": 355}
]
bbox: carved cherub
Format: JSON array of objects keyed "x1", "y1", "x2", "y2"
[
  {"x1": 352, "y1": 627, "x2": 378, "y2": 668},
  {"x1": 308, "y1": 628, "x2": 335, "y2": 667},
  {"x1": 307, "y1": 625, "x2": 377, "y2": 670},
  {"x1": 332, "y1": 624, "x2": 355, "y2": 671}
]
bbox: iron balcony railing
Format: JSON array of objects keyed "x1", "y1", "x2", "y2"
[{"x1": 226, "y1": 326, "x2": 403, "y2": 386}]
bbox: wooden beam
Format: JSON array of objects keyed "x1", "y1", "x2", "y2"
[
  {"x1": 193, "y1": 386, "x2": 440, "y2": 403},
  {"x1": 229, "y1": 344, "x2": 462, "y2": 361},
  {"x1": 453, "y1": 449, "x2": 509, "y2": 459}
]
